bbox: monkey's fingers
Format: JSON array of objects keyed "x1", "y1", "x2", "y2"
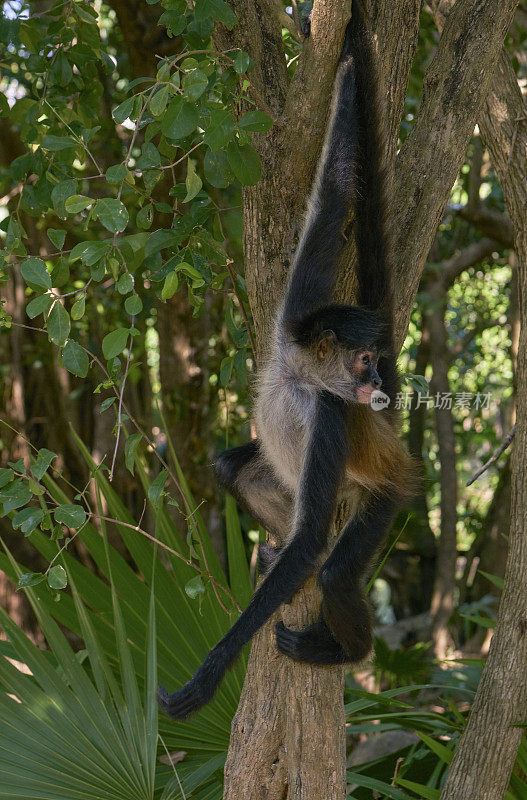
[{"x1": 157, "y1": 682, "x2": 207, "y2": 720}]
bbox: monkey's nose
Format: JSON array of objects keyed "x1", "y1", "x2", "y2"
[{"x1": 373, "y1": 377, "x2": 382, "y2": 388}]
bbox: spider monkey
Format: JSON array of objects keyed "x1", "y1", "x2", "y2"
[{"x1": 158, "y1": 2, "x2": 414, "y2": 721}]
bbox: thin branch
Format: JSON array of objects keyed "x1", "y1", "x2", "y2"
[
  {"x1": 226, "y1": 260, "x2": 258, "y2": 361},
  {"x1": 158, "y1": 735, "x2": 187, "y2": 800},
  {"x1": 109, "y1": 326, "x2": 134, "y2": 482},
  {"x1": 441, "y1": 238, "x2": 500, "y2": 287},
  {"x1": 466, "y1": 425, "x2": 516, "y2": 486},
  {"x1": 89, "y1": 512, "x2": 241, "y2": 612}
]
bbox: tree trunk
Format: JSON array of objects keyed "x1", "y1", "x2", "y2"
[
  {"x1": 435, "y1": 5, "x2": 527, "y2": 794},
  {"x1": 440, "y1": 227, "x2": 527, "y2": 800},
  {"x1": 428, "y1": 294, "x2": 458, "y2": 659},
  {"x1": 218, "y1": 0, "x2": 519, "y2": 796}
]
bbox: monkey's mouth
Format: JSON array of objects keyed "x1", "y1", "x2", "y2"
[{"x1": 356, "y1": 385, "x2": 375, "y2": 404}]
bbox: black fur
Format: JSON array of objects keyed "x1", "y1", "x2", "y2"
[
  {"x1": 159, "y1": 1, "x2": 406, "y2": 720},
  {"x1": 158, "y1": 393, "x2": 348, "y2": 719},
  {"x1": 276, "y1": 493, "x2": 398, "y2": 664}
]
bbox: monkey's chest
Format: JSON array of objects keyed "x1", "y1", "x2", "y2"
[{"x1": 255, "y1": 372, "x2": 315, "y2": 492}]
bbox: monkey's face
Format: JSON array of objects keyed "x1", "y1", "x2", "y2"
[
  {"x1": 314, "y1": 333, "x2": 382, "y2": 404},
  {"x1": 349, "y1": 350, "x2": 382, "y2": 404}
]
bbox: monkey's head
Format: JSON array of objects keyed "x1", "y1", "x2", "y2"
[{"x1": 315, "y1": 332, "x2": 383, "y2": 404}]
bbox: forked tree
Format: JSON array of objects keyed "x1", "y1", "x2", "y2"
[{"x1": 211, "y1": 2, "x2": 526, "y2": 799}]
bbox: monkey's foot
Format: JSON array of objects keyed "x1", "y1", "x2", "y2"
[
  {"x1": 275, "y1": 621, "x2": 348, "y2": 665},
  {"x1": 157, "y1": 680, "x2": 210, "y2": 720}
]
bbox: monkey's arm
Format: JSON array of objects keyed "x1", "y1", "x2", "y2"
[
  {"x1": 277, "y1": 491, "x2": 398, "y2": 665},
  {"x1": 281, "y1": 25, "x2": 359, "y2": 332},
  {"x1": 158, "y1": 392, "x2": 348, "y2": 720}
]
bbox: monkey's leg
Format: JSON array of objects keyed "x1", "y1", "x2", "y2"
[
  {"x1": 158, "y1": 392, "x2": 347, "y2": 719},
  {"x1": 214, "y1": 440, "x2": 292, "y2": 541},
  {"x1": 276, "y1": 493, "x2": 397, "y2": 665}
]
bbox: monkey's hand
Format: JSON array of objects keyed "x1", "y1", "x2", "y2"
[
  {"x1": 157, "y1": 682, "x2": 208, "y2": 721},
  {"x1": 158, "y1": 649, "x2": 225, "y2": 720}
]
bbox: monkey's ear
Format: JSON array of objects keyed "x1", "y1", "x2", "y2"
[{"x1": 316, "y1": 330, "x2": 337, "y2": 359}]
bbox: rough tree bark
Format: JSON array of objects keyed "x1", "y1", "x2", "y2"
[
  {"x1": 433, "y1": 4, "x2": 527, "y2": 794},
  {"x1": 214, "y1": 1, "x2": 520, "y2": 798},
  {"x1": 426, "y1": 238, "x2": 499, "y2": 658}
]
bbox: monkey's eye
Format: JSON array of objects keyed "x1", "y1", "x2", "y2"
[{"x1": 361, "y1": 354, "x2": 370, "y2": 365}]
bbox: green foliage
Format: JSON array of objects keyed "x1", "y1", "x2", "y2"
[
  {"x1": 2, "y1": 0, "x2": 260, "y2": 391},
  {"x1": 0, "y1": 428, "x2": 253, "y2": 799}
]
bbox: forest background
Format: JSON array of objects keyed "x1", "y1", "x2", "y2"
[{"x1": 0, "y1": 0, "x2": 526, "y2": 799}]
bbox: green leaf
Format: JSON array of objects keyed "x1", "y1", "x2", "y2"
[
  {"x1": 183, "y1": 158, "x2": 202, "y2": 202},
  {"x1": 30, "y1": 448, "x2": 57, "y2": 481},
  {"x1": 149, "y1": 85, "x2": 169, "y2": 116},
  {"x1": 183, "y1": 69, "x2": 208, "y2": 100},
  {"x1": 51, "y1": 257, "x2": 70, "y2": 288},
  {"x1": 102, "y1": 328, "x2": 130, "y2": 359},
  {"x1": 100, "y1": 397, "x2": 116, "y2": 412},
  {"x1": 161, "y1": 271, "x2": 179, "y2": 301},
  {"x1": 220, "y1": 356, "x2": 233, "y2": 386},
  {"x1": 125, "y1": 294, "x2": 143, "y2": 315},
  {"x1": 227, "y1": 140, "x2": 262, "y2": 185},
  {"x1": 0, "y1": 469, "x2": 14, "y2": 489},
  {"x1": 238, "y1": 110, "x2": 273, "y2": 132},
  {"x1": 48, "y1": 565, "x2": 68, "y2": 590},
  {"x1": 21, "y1": 257, "x2": 51, "y2": 289},
  {"x1": 478, "y1": 570, "x2": 504, "y2": 589},
  {"x1": 113, "y1": 96, "x2": 134, "y2": 124},
  {"x1": 124, "y1": 433, "x2": 142, "y2": 475},
  {"x1": 147, "y1": 469, "x2": 168, "y2": 508},
  {"x1": 51, "y1": 178, "x2": 77, "y2": 219},
  {"x1": 137, "y1": 203, "x2": 153, "y2": 230},
  {"x1": 65, "y1": 194, "x2": 93, "y2": 214},
  {"x1": 159, "y1": 9, "x2": 187, "y2": 35},
  {"x1": 47, "y1": 228, "x2": 66, "y2": 249},
  {"x1": 52, "y1": 52, "x2": 73, "y2": 86},
  {"x1": 18, "y1": 571, "x2": 46, "y2": 588},
  {"x1": 417, "y1": 732, "x2": 454, "y2": 764},
  {"x1": 105, "y1": 164, "x2": 127, "y2": 183},
  {"x1": 47, "y1": 302, "x2": 70, "y2": 347},
  {"x1": 204, "y1": 148, "x2": 233, "y2": 188},
  {"x1": 0, "y1": 479, "x2": 32, "y2": 513},
  {"x1": 70, "y1": 240, "x2": 110, "y2": 266},
  {"x1": 233, "y1": 50, "x2": 251, "y2": 73},
  {"x1": 161, "y1": 98, "x2": 199, "y2": 141},
  {"x1": 185, "y1": 575, "x2": 205, "y2": 599},
  {"x1": 12, "y1": 507, "x2": 45, "y2": 535},
  {"x1": 347, "y1": 773, "x2": 408, "y2": 800},
  {"x1": 71, "y1": 295, "x2": 86, "y2": 320},
  {"x1": 26, "y1": 293, "x2": 53, "y2": 319},
  {"x1": 194, "y1": 0, "x2": 237, "y2": 28},
  {"x1": 62, "y1": 340, "x2": 89, "y2": 378},
  {"x1": 395, "y1": 778, "x2": 441, "y2": 799},
  {"x1": 204, "y1": 109, "x2": 235, "y2": 150},
  {"x1": 28, "y1": 478, "x2": 45, "y2": 496},
  {"x1": 54, "y1": 503, "x2": 87, "y2": 529},
  {"x1": 95, "y1": 198, "x2": 129, "y2": 233},
  {"x1": 41, "y1": 134, "x2": 78, "y2": 151},
  {"x1": 116, "y1": 272, "x2": 134, "y2": 294}
]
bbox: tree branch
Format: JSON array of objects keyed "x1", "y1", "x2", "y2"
[
  {"x1": 391, "y1": 0, "x2": 519, "y2": 352},
  {"x1": 457, "y1": 203, "x2": 515, "y2": 247},
  {"x1": 441, "y1": 237, "x2": 500, "y2": 287},
  {"x1": 466, "y1": 425, "x2": 516, "y2": 486}
]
